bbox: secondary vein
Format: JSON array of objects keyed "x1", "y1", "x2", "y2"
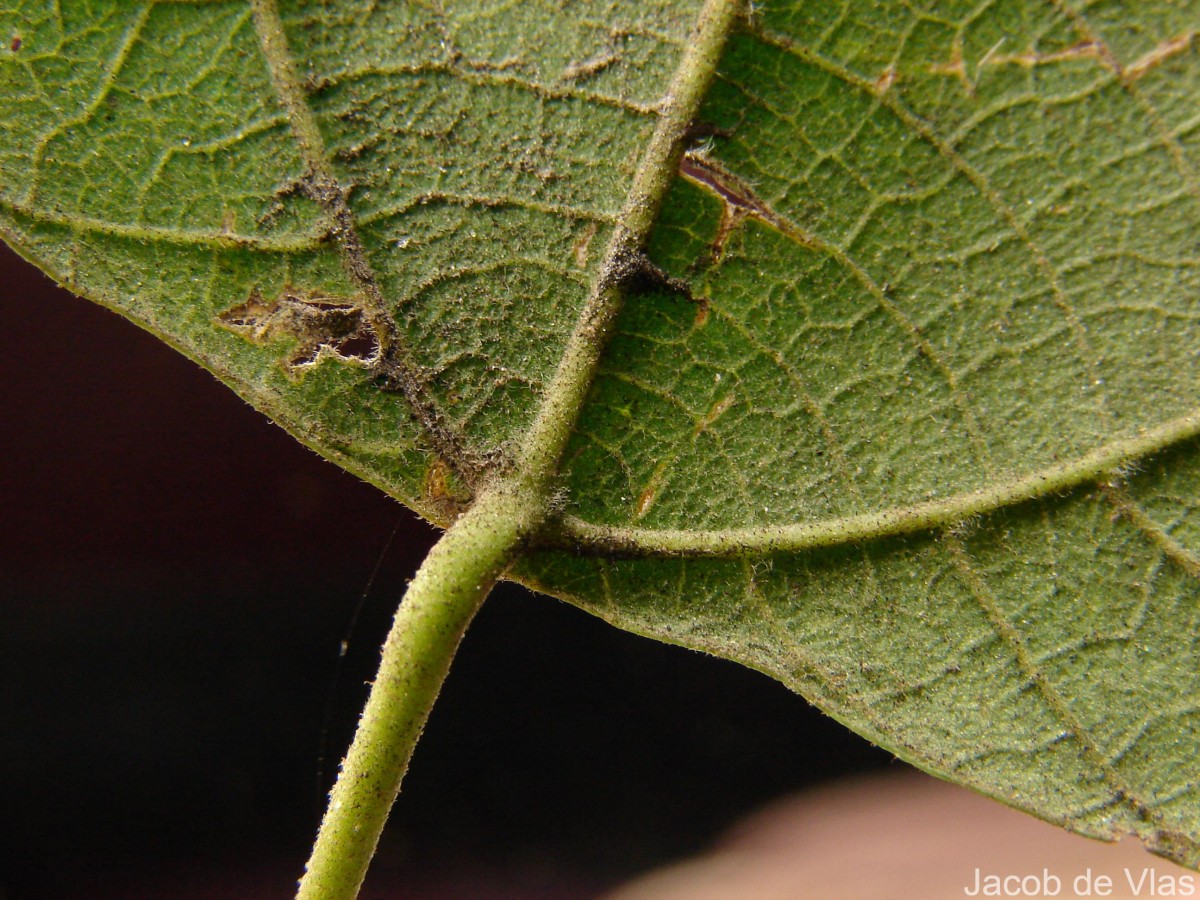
[
  {"x1": 555, "y1": 407, "x2": 1200, "y2": 557},
  {"x1": 249, "y1": 0, "x2": 484, "y2": 479}
]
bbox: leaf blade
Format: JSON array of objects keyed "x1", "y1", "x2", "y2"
[
  {"x1": 4, "y1": 0, "x2": 1200, "y2": 869},
  {"x1": 523, "y1": 0, "x2": 1200, "y2": 866}
]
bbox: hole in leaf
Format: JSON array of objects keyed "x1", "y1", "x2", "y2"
[{"x1": 217, "y1": 288, "x2": 381, "y2": 376}]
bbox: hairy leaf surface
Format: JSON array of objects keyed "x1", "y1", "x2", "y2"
[{"x1": 3, "y1": 0, "x2": 1200, "y2": 866}]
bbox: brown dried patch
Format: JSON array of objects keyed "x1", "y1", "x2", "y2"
[
  {"x1": 694, "y1": 393, "x2": 736, "y2": 437},
  {"x1": 681, "y1": 154, "x2": 766, "y2": 220},
  {"x1": 932, "y1": 32, "x2": 1178, "y2": 92},
  {"x1": 1125, "y1": 31, "x2": 1194, "y2": 81},
  {"x1": 633, "y1": 453, "x2": 672, "y2": 519},
  {"x1": 217, "y1": 287, "x2": 380, "y2": 375},
  {"x1": 707, "y1": 201, "x2": 749, "y2": 265},
  {"x1": 633, "y1": 394, "x2": 735, "y2": 520},
  {"x1": 980, "y1": 40, "x2": 1108, "y2": 71},
  {"x1": 680, "y1": 152, "x2": 806, "y2": 261},
  {"x1": 573, "y1": 221, "x2": 598, "y2": 268},
  {"x1": 927, "y1": 38, "x2": 974, "y2": 97},
  {"x1": 561, "y1": 52, "x2": 618, "y2": 82},
  {"x1": 873, "y1": 65, "x2": 898, "y2": 96},
  {"x1": 635, "y1": 485, "x2": 658, "y2": 519},
  {"x1": 977, "y1": 29, "x2": 1196, "y2": 86},
  {"x1": 422, "y1": 457, "x2": 472, "y2": 522}
]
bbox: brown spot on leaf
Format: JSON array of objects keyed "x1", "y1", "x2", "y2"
[
  {"x1": 573, "y1": 221, "x2": 598, "y2": 268},
  {"x1": 927, "y1": 38, "x2": 974, "y2": 96},
  {"x1": 634, "y1": 395, "x2": 735, "y2": 519},
  {"x1": 977, "y1": 29, "x2": 1195, "y2": 86},
  {"x1": 680, "y1": 153, "x2": 803, "y2": 262},
  {"x1": 980, "y1": 39, "x2": 1108, "y2": 72},
  {"x1": 635, "y1": 485, "x2": 657, "y2": 519},
  {"x1": 694, "y1": 393, "x2": 736, "y2": 437},
  {"x1": 680, "y1": 154, "x2": 763, "y2": 218},
  {"x1": 873, "y1": 65, "x2": 898, "y2": 96},
  {"x1": 1125, "y1": 31, "x2": 1194, "y2": 81},
  {"x1": 709, "y1": 203, "x2": 748, "y2": 264},
  {"x1": 217, "y1": 287, "x2": 380, "y2": 375},
  {"x1": 422, "y1": 457, "x2": 472, "y2": 522},
  {"x1": 561, "y1": 51, "x2": 618, "y2": 82}
]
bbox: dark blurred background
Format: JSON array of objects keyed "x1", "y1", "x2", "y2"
[{"x1": 0, "y1": 242, "x2": 893, "y2": 899}]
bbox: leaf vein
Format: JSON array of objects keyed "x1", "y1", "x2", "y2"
[
  {"x1": 748, "y1": 22, "x2": 1114, "y2": 434},
  {"x1": 23, "y1": 3, "x2": 155, "y2": 208},
  {"x1": 552, "y1": 411, "x2": 1200, "y2": 557},
  {"x1": 947, "y1": 539, "x2": 1198, "y2": 855},
  {"x1": 249, "y1": 0, "x2": 487, "y2": 480},
  {"x1": 1107, "y1": 487, "x2": 1200, "y2": 580}
]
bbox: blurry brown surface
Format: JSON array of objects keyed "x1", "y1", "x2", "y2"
[{"x1": 609, "y1": 772, "x2": 1194, "y2": 900}]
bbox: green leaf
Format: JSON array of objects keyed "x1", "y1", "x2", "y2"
[{"x1": 4, "y1": 0, "x2": 1200, "y2": 872}]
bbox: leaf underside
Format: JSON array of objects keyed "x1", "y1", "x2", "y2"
[{"x1": 4, "y1": 0, "x2": 1200, "y2": 866}]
